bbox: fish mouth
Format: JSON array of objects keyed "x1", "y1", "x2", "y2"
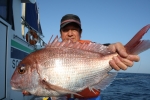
[
  {"x1": 22, "y1": 90, "x2": 31, "y2": 95},
  {"x1": 12, "y1": 87, "x2": 31, "y2": 95},
  {"x1": 11, "y1": 87, "x2": 21, "y2": 91}
]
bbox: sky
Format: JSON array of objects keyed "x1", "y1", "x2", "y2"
[{"x1": 36, "y1": 0, "x2": 150, "y2": 74}]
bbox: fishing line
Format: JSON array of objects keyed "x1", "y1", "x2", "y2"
[{"x1": 136, "y1": 58, "x2": 142, "y2": 73}]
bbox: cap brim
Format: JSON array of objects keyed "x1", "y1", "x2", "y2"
[
  {"x1": 60, "y1": 22, "x2": 81, "y2": 29},
  {"x1": 60, "y1": 22, "x2": 71, "y2": 28}
]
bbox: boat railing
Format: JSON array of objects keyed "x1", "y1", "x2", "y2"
[{"x1": 21, "y1": 17, "x2": 47, "y2": 48}]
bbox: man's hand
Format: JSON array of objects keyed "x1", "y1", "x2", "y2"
[
  {"x1": 108, "y1": 42, "x2": 140, "y2": 71},
  {"x1": 22, "y1": 90, "x2": 31, "y2": 96}
]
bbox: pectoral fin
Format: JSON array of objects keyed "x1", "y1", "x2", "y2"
[{"x1": 41, "y1": 79, "x2": 81, "y2": 96}]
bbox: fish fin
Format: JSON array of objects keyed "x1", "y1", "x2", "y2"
[
  {"x1": 125, "y1": 24, "x2": 150, "y2": 54},
  {"x1": 88, "y1": 87, "x2": 100, "y2": 94},
  {"x1": 41, "y1": 79, "x2": 81, "y2": 97},
  {"x1": 91, "y1": 72, "x2": 117, "y2": 91},
  {"x1": 47, "y1": 35, "x2": 59, "y2": 47},
  {"x1": 46, "y1": 36, "x2": 114, "y2": 56}
]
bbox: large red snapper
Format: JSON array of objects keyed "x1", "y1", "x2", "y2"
[{"x1": 11, "y1": 25, "x2": 150, "y2": 97}]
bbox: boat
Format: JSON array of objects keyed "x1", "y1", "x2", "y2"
[
  {"x1": 0, "y1": 0, "x2": 46, "y2": 99},
  {"x1": 0, "y1": 1, "x2": 103, "y2": 99}
]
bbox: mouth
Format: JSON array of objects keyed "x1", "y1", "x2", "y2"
[{"x1": 66, "y1": 38, "x2": 76, "y2": 42}]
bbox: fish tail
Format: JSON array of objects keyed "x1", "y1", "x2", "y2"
[{"x1": 125, "y1": 24, "x2": 150, "y2": 54}]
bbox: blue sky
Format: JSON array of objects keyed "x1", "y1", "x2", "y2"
[{"x1": 36, "y1": 0, "x2": 150, "y2": 74}]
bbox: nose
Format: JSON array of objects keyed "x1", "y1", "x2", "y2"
[{"x1": 68, "y1": 30, "x2": 73, "y2": 37}]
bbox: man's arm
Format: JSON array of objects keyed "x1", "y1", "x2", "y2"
[{"x1": 103, "y1": 43, "x2": 110, "y2": 46}]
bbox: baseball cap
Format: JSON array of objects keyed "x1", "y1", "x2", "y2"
[{"x1": 60, "y1": 14, "x2": 81, "y2": 29}]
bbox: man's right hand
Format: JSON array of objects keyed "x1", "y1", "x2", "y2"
[{"x1": 22, "y1": 90, "x2": 31, "y2": 96}]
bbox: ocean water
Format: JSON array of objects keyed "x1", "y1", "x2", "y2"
[{"x1": 101, "y1": 73, "x2": 150, "y2": 100}]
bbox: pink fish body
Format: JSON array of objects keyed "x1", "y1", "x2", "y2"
[{"x1": 11, "y1": 25, "x2": 150, "y2": 97}]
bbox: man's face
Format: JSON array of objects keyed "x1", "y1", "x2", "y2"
[{"x1": 60, "y1": 23, "x2": 81, "y2": 42}]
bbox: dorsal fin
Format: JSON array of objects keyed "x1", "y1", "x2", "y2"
[{"x1": 46, "y1": 36, "x2": 114, "y2": 56}]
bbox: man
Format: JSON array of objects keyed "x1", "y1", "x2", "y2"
[{"x1": 53, "y1": 14, "x2": 139, "y2": 100}]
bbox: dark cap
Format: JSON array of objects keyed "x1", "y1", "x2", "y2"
[{"x1": 60, "y1": 14, "x2": 81, "y2": 29}]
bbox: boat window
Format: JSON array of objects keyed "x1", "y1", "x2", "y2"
[
  {"x1": 0, "y1": 0, "x2": 7, "y2": 19},
  {"x1": 0, "y1": 0, "x2": 14, "y2": 30}
]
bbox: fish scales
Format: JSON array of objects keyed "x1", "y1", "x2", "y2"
[{"x1": 38, "y1": 47, "x2": 113, "y2": 90}]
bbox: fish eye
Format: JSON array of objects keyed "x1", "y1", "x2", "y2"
[{"x1": 18, "y1": 65, "x2": 26, "y2": 74}]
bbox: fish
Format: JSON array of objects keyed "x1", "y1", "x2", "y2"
[{"x1": 11, "y1": 24, "x2": 150, "y2": 97}]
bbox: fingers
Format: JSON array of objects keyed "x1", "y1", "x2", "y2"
[
  {"x1": 127, "y1": 55, "x2": 140, "y2": 62},
  {"x1": 109, "y1": 55, "x2": 135, "y2": 71},
  {"x1": 22, "y1": 91, "x2": 31, "y2": 95},
  {"x1": 109, "y1": 56, "x2": 128, "y2": 71},
  {"x1": 117, "y1": 55, "x2": 134, "y2": 67},
  {"x1": 111, "y1": 43, "x2": 140, "y2": 62},
  {"x1": 109, "y1": 60, "x2": 119, "y2": 70}
]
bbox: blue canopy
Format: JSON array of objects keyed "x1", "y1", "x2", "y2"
[{"x1": 25, "y1": 3, "x2": 43, "y2": 35}]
